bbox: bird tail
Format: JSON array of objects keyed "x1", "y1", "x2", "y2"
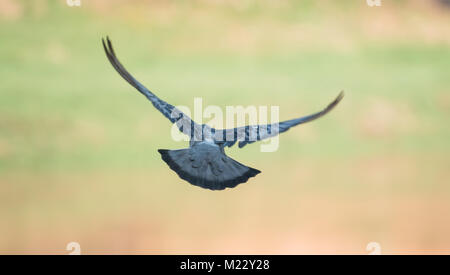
[{"x1": 158, "y1": 144, "x2": 260, "y2": 190}]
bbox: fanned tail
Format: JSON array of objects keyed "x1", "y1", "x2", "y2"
[{"x1": 158, "y1": 143, "x2": 260, "y2": 190}]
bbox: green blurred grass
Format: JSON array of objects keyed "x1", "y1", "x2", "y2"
[{"x1": 0, "y1": 1, "x2": 449, "y2": 254}]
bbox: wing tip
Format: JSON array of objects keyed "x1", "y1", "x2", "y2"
[
  {"x1": 332, "y1": 90, "x2": 345, "y2": 105},
  {"x1": 336, "y1": 90, "x2": 345, "y2": 103},
  {"x1": 324, "y1": 90, "x2": 345, "y2": 112},
  {"x1": 101, "y1": 35, "x2": 115, "y2": 57}
]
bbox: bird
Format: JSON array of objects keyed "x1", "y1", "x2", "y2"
[{"x1": 102, "y1": 37, "x2": 344, "y2": 191}]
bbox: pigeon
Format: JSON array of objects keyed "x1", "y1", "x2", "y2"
[{"x1": 102, "y1": 37, "x2": 344, "y2": 190}]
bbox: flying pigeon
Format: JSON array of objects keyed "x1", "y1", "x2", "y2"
[{"x1": 102, "y1": 37, "x2": 344, "y2": 190}]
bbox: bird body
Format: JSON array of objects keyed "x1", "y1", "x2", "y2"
[{"x1": 102, "y1": 37, "x2": 344, "y2": 190}]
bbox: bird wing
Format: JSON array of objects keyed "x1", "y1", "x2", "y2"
[
  {"x1": 220, "y1": 91, "x2": 344, "y2": 148},
  {"x1": 102, "y1": 37, "x2": 199, "y2": 135}
]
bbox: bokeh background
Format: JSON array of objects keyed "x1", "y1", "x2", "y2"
[{"x1": 1, "y1": 0, "x2": 449, "y2": 254}]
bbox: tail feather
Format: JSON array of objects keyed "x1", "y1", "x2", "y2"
[{"x1": 158, "y1": 143, "x2": 260, "y2": 190}]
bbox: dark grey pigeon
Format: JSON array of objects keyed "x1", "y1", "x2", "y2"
[{"x1": 102, "y1": 37, "x2": 344, "y2": 190}]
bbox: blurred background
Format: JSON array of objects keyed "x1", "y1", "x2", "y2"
[{"x1": 0, "y1": 0, "x2": 449, "y2": 254}]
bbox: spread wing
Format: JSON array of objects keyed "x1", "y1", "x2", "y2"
[
  {"x1": 102, "y1": 37, "x2": 198, "y2": 135},
  {"x1": 220, "y1": 91, "x2": 344, "y2": 148}
]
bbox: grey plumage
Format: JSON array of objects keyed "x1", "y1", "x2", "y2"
[
  {"x1": 102, "y1": 37, "x2": 344, "y2": 190},
  {"x1": 158, "y1": 143, "x2": 260, "y2": 190}
]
